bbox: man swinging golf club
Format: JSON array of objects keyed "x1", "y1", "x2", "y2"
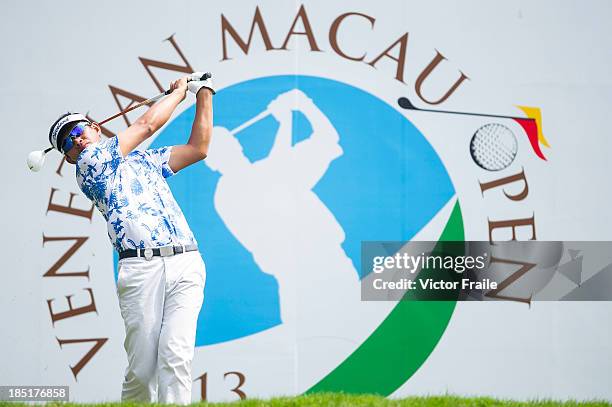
[{"x1": 47, "y1": 72, "x2": 215, "y2": 404}]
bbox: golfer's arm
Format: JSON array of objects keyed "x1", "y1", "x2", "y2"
[
  {"x1": 269, "y1": 114, "x2": 292, "y2": 157},
  {"x1": 168, "y1": 89, "x2": 213, "y2": 173},
  {"x1": 300, "y1": 103, "x2": 339, "y2": 144},
  {"x1": 118, "y1": 90, "x2": 185, "y2": 157}
]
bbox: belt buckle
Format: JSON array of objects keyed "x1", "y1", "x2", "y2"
[
  {"x1": 144, "y1": 248, "x2": 154, "y2": 261},
  {"x1": 159, "y1": 246, "x2": 174, "y2": 257}
]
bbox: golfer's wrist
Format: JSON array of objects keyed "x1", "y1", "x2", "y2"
[
  {"x1": 172, "y1": 88, "x2": 187, "y2": 101},
  {"x1": 196, "y1": 87, "x2": 213, "y2": 98}
]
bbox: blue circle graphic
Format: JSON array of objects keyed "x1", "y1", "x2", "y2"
[{"x1": 114, "y1": 75, "x2": 455, "y2": 346}]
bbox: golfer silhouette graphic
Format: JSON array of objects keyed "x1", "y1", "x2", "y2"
[{"x1": 204, "y1": 89, "x2": 359, "y2": 331}]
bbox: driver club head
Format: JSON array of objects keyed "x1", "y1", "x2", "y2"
[{"x1": 27, "y1": 150, "x2": 47, "y2": 172}]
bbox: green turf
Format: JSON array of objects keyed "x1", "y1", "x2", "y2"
[{"x1": 2, "y1": 393, "x2": 610, "y2": 407}]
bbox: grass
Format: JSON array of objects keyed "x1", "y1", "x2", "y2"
[{"x1": 2, "y1": 393, "x2": 610, "y2": 406}]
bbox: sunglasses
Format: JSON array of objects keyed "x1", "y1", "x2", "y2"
[{"x1": 61, "y1": 122, "x2": 90, "y2": 154}]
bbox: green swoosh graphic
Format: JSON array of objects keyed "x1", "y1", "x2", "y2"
[{"x1": 306, "y1": 201, "x2": 464, "y2": 395}]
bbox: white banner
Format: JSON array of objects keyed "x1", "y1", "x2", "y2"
[{"x1": 1, "y1": 0, "x2": 611, "y2": 403}]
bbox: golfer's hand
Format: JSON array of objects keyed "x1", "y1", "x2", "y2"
[
  {"x1": 170, "y1": 77, "x2": 188, "y2": 99},
  {"x1": 188, "y1": 72, "x2": 215, "y2": 96},
  {"x1": 267, "y1": 89, "x2": 313, "y2": 121},
  {"x1": 267, "y1": 90, "x2": 301, "y2": 121},
  {"x1": 267, "y1": 97, "x2": 290, "y2": 122}
]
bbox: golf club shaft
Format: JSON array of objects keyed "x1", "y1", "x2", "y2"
[
  {"x1": 98, "y1": 92, "x2": 167, "y2": 125},
  {"x1": 98, "y1": 72, "x2": 212, "y2": 126},
  {"x1": 398, "y1": 97, "x2": 534, "y2": 122},
  {"x1": 230, "y1": 110, "x2": 270, "y2": 135},
  {"x1": 411, "y1": 107, "x2": 530, "y2": 121}
]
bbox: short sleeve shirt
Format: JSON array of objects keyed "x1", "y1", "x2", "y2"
[{"x1": 76, "y1": 137, "x2": 197, "y2": 252}]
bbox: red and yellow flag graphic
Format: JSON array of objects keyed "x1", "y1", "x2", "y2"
[{"x1": 513, "y1": 106, "x2": 550, "y2": 160}]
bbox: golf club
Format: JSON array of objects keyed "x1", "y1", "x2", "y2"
[
  {"x1": 27, "y1": 72, "x2": 212, "y2": 172},
  {"x1": 397, "y1": 96, "x2": 532, "y2": 121},
  {"x1": 229, "y1": 110, "x2": 270, "y2": 136}
]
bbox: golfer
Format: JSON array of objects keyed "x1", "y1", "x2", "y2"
[{"x1": 47, "y1": 73, "x2": 214, "y2": 404}]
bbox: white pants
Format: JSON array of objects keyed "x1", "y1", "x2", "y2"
[{"x1": 116, "y1": 251, "x2": 206, "y2": 404}]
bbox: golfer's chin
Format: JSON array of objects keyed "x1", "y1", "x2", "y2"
[{"x1": 67, "y1": 144, "x2": 92, "y2": 165}]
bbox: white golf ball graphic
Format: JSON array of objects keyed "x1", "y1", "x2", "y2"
[{"x1": 470, "y1": 123, "x2": 518, "y2": 171}]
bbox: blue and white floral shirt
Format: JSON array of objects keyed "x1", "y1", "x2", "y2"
[{"x1": 76, "y1": 137, "x2": 197, "y2": 252}]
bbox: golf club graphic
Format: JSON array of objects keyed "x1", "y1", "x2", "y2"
[
  {"x1": 27, "y1": 73, "x2": 212, "y2": 172},
  {"x1": 228, "y1": 109, "x2": 270, "y2": 136},
  {"x1": 397, "y1": 97, "x2": 546, "y2": 161}
]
